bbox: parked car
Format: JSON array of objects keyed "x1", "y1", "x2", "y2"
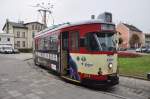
[
  {"x1": 0, "y1": 47, "x2": 13, "y2": 54},
  {"x1": 135, "y1": 48, "x2": 141, "y2": 52},
  {"x1": 0, "y1": 47, "x2": 3, "y2": 53},
  {"x1": 12, "y1": 49, "x2": 20, "y2": 54},
  {"x1": 118, "y1": 48, "x2": 127, "y2": 51},
  {"x1": 146, "y1": 48, "x2": 150, "y2": 53},
  {"x1": 0, "y1": 49, "x2": 2, "y2": 53},
  {"x1": 141, "y1": 47, "x2": 147, "y2": 53},
  {"x1": 136, "y1": 47, "x2": 148, "y2": 53}
]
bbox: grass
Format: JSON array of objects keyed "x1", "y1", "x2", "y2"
[{"x1": 118, "y1": 55, "x2": 150, "y2": 80}]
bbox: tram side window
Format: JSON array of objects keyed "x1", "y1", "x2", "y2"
[
  {"x1": 70, "y1": 31, "x2": 79, "y2": 51},
  {"x1": 43, "y1": 37, "x2": 49, "y2": 51},
  {"x1": 35, "y1": 39, "x2": 39, "y2": 50},
  {"x1": 49, "y1": 35, "x2": 58, "y2": 51},
  {"x1": 62, "y1": 32, "x2": 69, "y2": 50},
  {"x1": 39, "y1": 39, "x2": 44, "y2": 50},
  {"x1": 38, "y1": 38, "x2": 48, "y2": 51}
]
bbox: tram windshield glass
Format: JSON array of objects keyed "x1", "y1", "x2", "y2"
[{"x1": 85, "y1": 32, "x2": 116, "y2": 51}]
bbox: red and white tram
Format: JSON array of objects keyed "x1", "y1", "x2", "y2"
[{"x1": 33, "y1": 12, "x2": 119, "y2": 86}]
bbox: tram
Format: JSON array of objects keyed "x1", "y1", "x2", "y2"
[{"x1": 33, "y1": 12, "x2": 119, "y2": 86}]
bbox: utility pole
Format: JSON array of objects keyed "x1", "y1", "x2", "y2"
[{"x1": 32, "y1": 2, "x2": 54, "y2": 27}]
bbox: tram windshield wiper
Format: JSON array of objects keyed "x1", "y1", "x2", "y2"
[
  {"x1": 96, "y1": 32, "x2": 115, "y2": 51},
  {"x1": 85, "y1": 32, "x2": 116, "y2": 51}
]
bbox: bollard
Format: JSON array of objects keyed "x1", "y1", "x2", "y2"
[{"x1": 147, "y1": 73, "x2": 150, "y2": 80}]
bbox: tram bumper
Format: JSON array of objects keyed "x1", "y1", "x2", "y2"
[{"x1": 81, "y1": 74, "x2": 119, "y2": 87}]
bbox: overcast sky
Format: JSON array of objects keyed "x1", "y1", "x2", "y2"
[{"x1": 0, "y1": 0, "x2": 150, "y2": 33}]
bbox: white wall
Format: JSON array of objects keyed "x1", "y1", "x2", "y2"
[
  {"x1": 13, "y1": 28, "x2": 28, "y2": 49},
  {"x1": 0, "y1": 33, "x2": 14, "y2": 49}
]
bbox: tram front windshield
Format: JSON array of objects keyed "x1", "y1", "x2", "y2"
[{"x1": 86, "y1": 32, "x2": 116, "y2": 51}]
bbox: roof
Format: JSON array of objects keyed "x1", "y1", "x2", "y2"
[
  {"x1": 144, "y1": 33, "x2": 150, "y2": 35},
  {"x1": 10, "y1": 22, "x2": 27, "y2": 28},
  {"x1": 24, "y1": 21, "x2": 45, "y2": 26},
  {"x1": 145, "y1": 33, "x2": 150, "y2": 36},
  {"x1": 0, "y1": 32, "x2": 14, "y2": 36},
  {"x1": 35, "y1": 19, "x2": 115, "y2": 38},
  {"x1": 123, "y1": 23, "x2": 142, "y2": 32},
  {"x1": 2, "y1": 21, "x2": 27, "y2": 30},
  {"x1": 2, "y1": 21, "x2": 45, "y2": 31}
]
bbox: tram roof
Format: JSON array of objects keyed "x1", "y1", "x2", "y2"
[{"x1": 35, "y1": 19, "x2": 115, "y2": 38}]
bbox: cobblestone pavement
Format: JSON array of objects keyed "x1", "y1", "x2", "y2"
[
  {"x1": 0, "y1": 53, "x2": 33, "y2": 60},
  {"x1": 0, "y1": 53, "x2": 150, "y2": 99},
  {"x1": 0, "y1": 54, "x2": 125, "y2": 99}
]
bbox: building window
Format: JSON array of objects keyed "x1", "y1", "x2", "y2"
[
  {"x1": 22, "y1": 32, "x2": 25, "y2": 38},
  {"x1": 7, "y1": 38, "x2": 10, "y2": 41},
  {"x1": 35, "y1": 25, "x2": 37, "y2": 30},
  {"x1": 22, "y1": 41, "x2": 25, "y2": 47},
  {"x1": 17, "y1": 41, "x2": 20, "y2": 47},
  {"x1": 41, "y1": 26, "x2": 43, "y2": 30},
  {"x1": 32, "y1": 25, "x2": 34, "y2": 30},
  {"x1": 32, "y1": 32, "x2": 35, "y2": 38},
  {"x1": 38, "y1": 26, "x2": 40, "y2": 31},
  {"x1": 17, "y1": 31, "x2": 20, "y2": 37}
]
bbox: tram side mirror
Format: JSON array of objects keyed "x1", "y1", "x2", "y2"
[{"x1": 80, "y1": 38, "x2": 85, "y2": 47}]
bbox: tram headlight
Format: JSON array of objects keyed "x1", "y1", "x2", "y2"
[{"x1": 108, "y1": 63, "x2": 113, "y2": 69}]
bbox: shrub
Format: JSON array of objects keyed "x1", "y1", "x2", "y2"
[
  {"x1": 118, "y1": 51, "x2": 142, "y2": 58},
  {"x1": 18, "y1": 49, "x2": 32, "y2": 53}
]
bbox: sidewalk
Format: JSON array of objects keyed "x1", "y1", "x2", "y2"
[
  {"x1": 119, "y1": 76, "x2": 150, "y2": 92},
  {"x1": 0, "y1": 54, "x2": 124, "y2": 99},
  {"x1": 0, "y1": 53, "x2": 33, "y2": 60}
]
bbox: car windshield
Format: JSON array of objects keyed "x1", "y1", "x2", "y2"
[{"x1": 85, "y1": 32, "x2": 116, "y2": 51}]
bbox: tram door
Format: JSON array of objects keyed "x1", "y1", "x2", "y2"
[{"x1": 60, "y1": 32, "x2": 69, "y2": 75}]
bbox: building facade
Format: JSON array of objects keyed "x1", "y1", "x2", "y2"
[
  {"x1": 116, "y1": 23, "x2": 144, "y2": 49},
  {"x1": 0, "y1": 32, "x2": 14, "y2": 48},
  {"x1": 144, "y1": 33, "x2": 150, "y2": 47},
  {"x1": 24, "y1": 22, "x2": 45, "y2": 49},
  {"x1": 2, "y1": 20, "x2": 46, "y2": 49}
]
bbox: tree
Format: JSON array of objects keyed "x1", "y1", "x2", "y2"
[
  {"x1": 129, "y1": 34, "x2": 140, "y2": 48},
  {"x1": 118, "y1": 37, "x2": 123, "y2": 45}
]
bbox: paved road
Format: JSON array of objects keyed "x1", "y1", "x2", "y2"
[
  {"x1": 0, "y1": 53, "x2": 33, "y2": 60},
  {"x1": 27, "y1": 59, "x2": 150, "y2": 99},
  {"x1": 0, "y1": 53, "x2": 150, "y2": 99},
  {"x1": 0, "y1": 54, "x2": 125, "y2": 99}
]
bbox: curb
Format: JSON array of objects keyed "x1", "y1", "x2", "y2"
[
  {"x1": 23, "y1": 58, "x2": 33, "y2": 61},
  {"x1": 119, "y1": 74, "x2": 149, "y2": 81}
]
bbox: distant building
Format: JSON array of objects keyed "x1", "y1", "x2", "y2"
[
  {"x1": 24, "y1": 22, "x2": 46, "y2": 49},
  {"x1": 2, "y1": 19, "x2": 46, "y2": 49},
  {"x1": 144, "y1": 33, "x2": 150, "y2": 47},
  {"x1": 0, "y1": 32, "x2": 14, "y2": 48},
  {"x1": 116, "y1": 23, "x2": 144, "y2": 49}
]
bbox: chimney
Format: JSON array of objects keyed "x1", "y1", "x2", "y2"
[
  {"x1": 6, "y1": 19, "x2": 9, "y2": 33},
  {"x1": 91, "y1": 15, "x2": 95, "y2": 19}
]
